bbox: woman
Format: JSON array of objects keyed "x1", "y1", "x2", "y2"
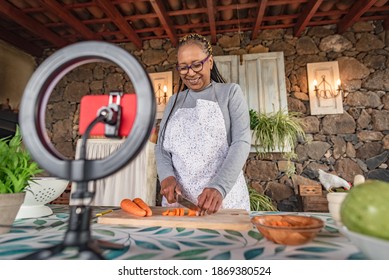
[{"x1": 155, "y1": 33, "x2": 251, "y2": 215}]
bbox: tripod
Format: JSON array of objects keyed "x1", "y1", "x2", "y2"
[
  {"x1": 18, "y1": 41, "x2": 155, "y2": 260},
  {"x1": 22, "y1": 204, "x2": 104, "y2": 259}
]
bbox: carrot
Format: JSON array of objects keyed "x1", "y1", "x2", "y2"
[
  {"x1": 120, "y1": 199, "x2": 146, "y2": 217},
  {"x1": 187, "y1": 209, "x2": 197, "y2": 216},
  {"x1": 267, "y1": 220, "x2": 291, "y2": 227},
  {"x1": 133, "y1": 197, "x2": 153, "y2": 217},
  {"x1": 161, "y1": 208, "x2": 196, "y2": 216}
]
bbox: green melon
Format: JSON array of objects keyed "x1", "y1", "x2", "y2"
[{"x1": 340, "y1": 180, "x2": 389, "y2": 240}]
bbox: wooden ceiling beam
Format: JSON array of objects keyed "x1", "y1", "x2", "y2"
[
  {"x1": 0, "y1": 1, "x2": 68, "y2": 48},
  {"x1": 149, "y1": 0, "x2": 177, "y2": 46},
  {"x1": 251, "y1": 0, "x2": 268, "y2": 40},
  {"x1": 267, "y1": 0, "x2": 306, "y2": 5},
  {"x1": 337, "y1": 0, "x2": 377, "y2": 33},
  {"x1": 0, "y1": 28, "x2": 43, "y2": 57},
  {"x1": 39, "y1": 0, "x2": 101, "y2": 41},
  {"x1": 95, "y1": 0, "x2": 142, "y2": 48},
  {"x1": 293, "y1": 0, "x2": 324, "y2": 37},
  {"x1": 206, "y1": 0, "x2": 217, "y2": 44}
]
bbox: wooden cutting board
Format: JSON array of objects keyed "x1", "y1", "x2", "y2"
[{"x1": 97, "y1": 207, "x2": 253, "y2": 231}]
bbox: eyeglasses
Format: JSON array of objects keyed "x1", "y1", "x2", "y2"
[{"x1": 176, "y1": 54, "x2": 211, "y2": 75}]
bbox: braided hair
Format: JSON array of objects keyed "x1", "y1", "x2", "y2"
[{"x1": 176, "y1": 33, "x2": 226, "y2": 92}]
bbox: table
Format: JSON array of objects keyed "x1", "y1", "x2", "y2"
[{"x1": 0, "y1": 205, "x2": 365, "y2": 260}]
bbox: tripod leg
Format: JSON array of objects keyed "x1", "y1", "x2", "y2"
[
  {"x1": 19, "y1": 205, "x2": 127, "y2": 259},
  {"x1": 78, "y1": 242, "x2": 105, "y2": 260},
  {"x1": 19, "y1": 205, "x2": 104, "y2": 259}
]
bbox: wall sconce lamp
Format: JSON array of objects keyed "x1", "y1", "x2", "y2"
[
  {"x1": 155, "y1": 83, "x2": 168, "y2": 105},
  {"x1": 313, "y1": 75, "x2": 343, "y2": 99},
  {"x1": 307, "y1": 61, "x2": 343, "y2": 115}
]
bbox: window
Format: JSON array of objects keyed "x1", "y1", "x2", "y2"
[
  {"x1": 214, "y1": 52, "x2": 289, "y2": 152},
  {"x1": 214, "y1": 52, "x2": 287, "y2": 114}
]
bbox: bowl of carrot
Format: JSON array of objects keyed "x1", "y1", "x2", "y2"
[{"x1": 251, "y1": 214, "x2": 324, "y2": 245}]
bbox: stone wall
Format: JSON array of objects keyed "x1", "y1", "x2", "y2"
[{"x1": 45, "y1": 21, "x2": 389, "y2": 211}]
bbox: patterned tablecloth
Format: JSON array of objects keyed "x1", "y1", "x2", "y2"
[{"x1": 0, "y1": 205, "x2": 365, "y2": 260}]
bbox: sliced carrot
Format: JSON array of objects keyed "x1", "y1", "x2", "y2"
[
  {"x1": 120, "y1": 199, "x2": 146, "y2": 217},
  {"x1": 161, "y1": 208, "x2": 196, "y2": 217},
  {"x1": 133, "y1": 197, "x2": 153, "y2": 217},
  {"x1": 267, "y1": 220, "x2": 291, "y2": 227},
  {"x1": 187, "y1": 209, "x2": 197, "y2": 216}
]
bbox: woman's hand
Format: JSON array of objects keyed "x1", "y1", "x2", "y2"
[
  {"x1": 160, "y1": 176, "x2": 182, "y2": 204},
  {"x1": 197, "y1": 188, "x2": 223, "y2": 215}
]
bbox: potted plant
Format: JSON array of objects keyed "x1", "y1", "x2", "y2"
[
  {"x1": 250, "y1": 109, "x2": 306, "y2": 156},
  {"x1": 249, "y1": 109, "x2": 306, "y2": 179},
  {"x1": 0, "y1": 126, "x2": 43, "y2": 234}
]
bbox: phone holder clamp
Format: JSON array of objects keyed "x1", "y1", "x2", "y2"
[{"x1": 97, "y1": 91, "x2": 123, "y2": 138}]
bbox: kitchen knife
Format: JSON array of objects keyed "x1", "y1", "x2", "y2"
[{"x1": 176, "y1": 194, "x2": 201, "y2": 212}]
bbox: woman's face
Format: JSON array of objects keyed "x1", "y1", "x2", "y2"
[{"x1": 177, "y1": 44, "x2": 213, "y2": 92}]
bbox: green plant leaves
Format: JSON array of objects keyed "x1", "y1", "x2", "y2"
[
  {"x1": 248, "y1": 187, "x2": 277, "y2": 211},
  {"x1": 0, "y1": 126, "x2": 43, "y2": 193},
  {"x1": 249, "y1": 109, "x2": 306, "y2": 157}
]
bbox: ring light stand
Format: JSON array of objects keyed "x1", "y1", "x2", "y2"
[{"x1": 18, "y1": 41, "x2": 156, "y2": 259}]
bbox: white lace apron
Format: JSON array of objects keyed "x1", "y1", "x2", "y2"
[{"x1": 162, "y1": 99, "x2": 250, "y2": 211}]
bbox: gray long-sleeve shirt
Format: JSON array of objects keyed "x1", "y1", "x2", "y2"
[{"x1": 155, "y1": 81, "x2": 251, "y2": 198}]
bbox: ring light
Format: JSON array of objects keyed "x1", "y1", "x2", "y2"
[{"x1": 19, "y1": 41, "x2": 156, "y2": 182}]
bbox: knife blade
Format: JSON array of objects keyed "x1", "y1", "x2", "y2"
[{"x1": 176, "y1": 194, "x2": 201, "y2": 212}]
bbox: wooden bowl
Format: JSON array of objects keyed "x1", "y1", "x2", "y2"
[{"x1": 251, "y1": 214, "x2": 324, "y2": 245}]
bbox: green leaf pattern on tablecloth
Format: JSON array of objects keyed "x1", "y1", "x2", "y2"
[
  {"x1": 225, "y1": 229, "x2": 244, "y2": 237},
  {"x1": 211, "y1": 251, "x2": 231, "y2": 260},
  {"x1": 244, "y1": 248, "x2": 265, "y2": 259},
  {"x1": 175, "y1": 230, "x2": 195, "y2": 237},
  {"x1": 275, "y1": 246, "x2": 286, "y2": 254},
  {"x1": 154, "y1": 228, "x2": 173, "y2": 235},
  {"x1": 297, "y1": 247, "x2": 338, "y2": 253},
  {"x1": 134, "y1": 240, "x2": 162, "y2": 250},
  {"x1": 173, "y1": 248, "x2": 210, "y2": 258},
  {"x1": 193, "y1": 234, "x2": 219, "y2": 239},
  {"x1": 33, "y1": 219, "x2": 47, "y2": 226},
  {"x1": 287, "y1": 254, "x2": 325, "y2": 259},
  {"x1": 158, "y1": 240, "x2": 181, "y2": 250},
  {"x1": 198, "y1": 228, "x2": 220, "y2": 235},
  {"x1": 199, "y1": 240, "x2": 233, "y2": 246},
  {"x1": 0, "y1": 205, "x2": 367, "y2": 260},
  {"x1": 178, "y1": 240, "x2": 202, "y2": 247},
  {"x1": 104, "y1": 247, "x2": 130, "y2": 259},
  {"x1": 248, "y1": 229, "x2": 263, "y2": 241},
  {"x1": 137, "y1": 226, "x2": 161, "y2": 232},
  {"x1": 94, "y1": 229, "x2": 115, "y2": 237},
  {"x1": 223, "y1": 234, "x2": 241, "y2": 242}
]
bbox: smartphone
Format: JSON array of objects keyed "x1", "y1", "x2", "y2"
[{"x1": 78, "y1": 94, "x2": 137, "y2": 137}]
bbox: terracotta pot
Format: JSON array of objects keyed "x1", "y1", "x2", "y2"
[{"x1": 0, "y1": 192, "x2": 26, "y2": 234}]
